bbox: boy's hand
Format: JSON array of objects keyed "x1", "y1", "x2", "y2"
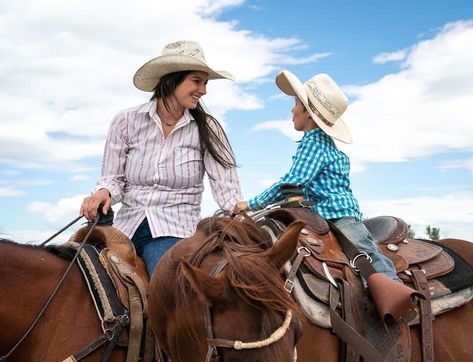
[{"x1": 233, "y1": 201, "x2": 248, "y2": 214}]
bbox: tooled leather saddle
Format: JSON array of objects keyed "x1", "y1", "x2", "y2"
[{"x1": 257, "y1": 207, "x2": 473, "y2": 362}]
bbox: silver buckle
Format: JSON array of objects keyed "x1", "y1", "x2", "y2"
[
  {"x1": 284, "y1": 279, "x2": 295, "y2": 293},
  {"x1": 297, "y1": 246, "x2": 311, "y2": 257},
  {"x1": 349, "y1": 252, "x2": 372, "y2": 273}
]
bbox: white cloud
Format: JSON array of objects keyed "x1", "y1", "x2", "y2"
[
  {"x1": 372, "y1": 49, "x2": 407, "y2": 64},
  {"x1": 362, "y1": 193, "x2": 473, "y2": 240},
  {"x1": 345, "y1": 20, "x2": 473, "y2": 171},
  {"x1": 0, "y1": 0, "x2": 317, "y2": 171},
  {"x1": 1, "y1": 229, "x2": 74, "y2": 245},
  {"x1": 196, "y1": 0, "x2": 245, "y2": 16},
  {"x1": 253, "y1": 21, "x2": 473, "y2": 173},
  {"x1": 70, "y1": 174, "x2": 92, "y2": 181},
  {"x1": 439, "y1": 157, "x2": 473, "y2": 173},
  {"x1": 27, "y1": 194, "x2": 86, "y2": 226},
  {"x1": 252, "y1": 119, "x2": 302, "y2": 141},
  {"x1": 0, "y1": 187, "x2": 27, "y2": 197},
  {"x1": 281, "y1": 52, "x2": 332, "y2": 65}
]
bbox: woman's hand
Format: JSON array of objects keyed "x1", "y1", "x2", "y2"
[
  {"x1": 80, "y1": 188, "x2": 111, "y2": 221},
  {"x1": 233, "y1": 200, "x2": 248, "y2": 215}
]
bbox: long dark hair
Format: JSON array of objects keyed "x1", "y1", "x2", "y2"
[{"x1": 151, "y1": 71, "x2": 236, "y2": 169}]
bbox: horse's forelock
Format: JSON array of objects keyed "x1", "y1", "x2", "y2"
[
  {"x1": 171, "y1": 215, "x2": 299, "y2": 360},
  {"x1": 192, "y1": 216, "x2": 298, "y2": 312}
]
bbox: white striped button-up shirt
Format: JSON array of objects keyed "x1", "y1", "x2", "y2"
[{"x1": 95, "y1": 100, "x2": 242, "y2": 239}]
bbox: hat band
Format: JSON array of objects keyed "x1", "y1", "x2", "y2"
[{"x1": 307, "y1": 100, "x2": 334, "y2": 127}]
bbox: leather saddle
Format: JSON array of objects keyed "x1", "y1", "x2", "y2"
[
  {"x1": 261, "y1": 208, "x2": 472, "y2": 306},
  {"x1": 67, "y1": 225, "x2": 154, "y2": 362},
  {"x1": 258, "y1": 207, "x2": 473, "y2": 361}
]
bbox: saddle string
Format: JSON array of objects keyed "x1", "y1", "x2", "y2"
[{"x1": 0, "y1": 215, "x2": 100, "y2": 362}]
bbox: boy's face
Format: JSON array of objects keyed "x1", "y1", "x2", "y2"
[{"x1": 292, "y1": 97, "x2": 317, "y2": 132}]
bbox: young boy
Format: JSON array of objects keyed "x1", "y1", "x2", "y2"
[{"x1": 234, "y1": 70, "x2": 401, "y2": 283}]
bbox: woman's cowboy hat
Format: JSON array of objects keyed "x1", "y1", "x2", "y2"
[
  {"x1": 133, "y1": 40, "x2": 234, "y2": 92},
  {"x1": 276, "y1": 70, "x2": 352, "y2": 143}
]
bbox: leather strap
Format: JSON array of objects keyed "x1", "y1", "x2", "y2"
[
  {"x1": 102, "y1": 323, "x2": 125, "y2": 362},
  {"x1": 411, "y1": 270, "x2": 434, "y2": 362},
  {"x1": 328, "y1": 221, "x2": 377, "y2": 279},
  {"x1": 64, "y1": 320, "x2": 126, "y2": 362},
  {"x1": 284, "y1": 246, "x2": 311, "y2": 293},
  {"x1": 339, "y1": 280, "x2": 360, "y2": 362},
  {"x1": 63, "y1": 335, "x2": 109, "y2": 362},
  {"x1": 329, "y1": 283, "x2": 384, "y2": 362}
]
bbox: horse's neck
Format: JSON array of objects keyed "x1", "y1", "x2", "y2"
[{"x1": 1, "y1": 244, "x2": 67, "y2": 287}]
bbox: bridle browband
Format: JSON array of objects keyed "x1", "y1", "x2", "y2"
[{"x1": 203, "y1": 260, "x2": 296, "y2": 362}]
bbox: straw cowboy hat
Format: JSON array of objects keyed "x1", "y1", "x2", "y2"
[
  {"x1": 133, "y1": 40, "x2": 234, "y2": 92},
  {"x1": 276, "y1": 70, "x2": 352, "y2": 143}
]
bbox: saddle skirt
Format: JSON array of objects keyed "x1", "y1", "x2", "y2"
[
  {"x1": 259, "y1": 208, "x2": 473, "y2": 328},
  {"x1": 67, "y1": 225, "x2": 154, "y2": 362}
]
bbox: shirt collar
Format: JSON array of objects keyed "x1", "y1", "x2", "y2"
[
  {"x1": 139, "y1": 100, "x2": 195, "y2": 125},
  {"x1": 303, "y1": 127, "x2": 323, "y2": 139},
  {"x1": 137, "y1": 100, "x2": 155, "y2": 114}
]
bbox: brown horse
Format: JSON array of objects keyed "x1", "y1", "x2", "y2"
[
  {"x1": 148, "y1": 213, "x2": 473, "y2": 362},
  {"x1": 0, "y1": 239, "x2": 127, "y2": 362},
  {"x1": 289, "y1": 237, "x2": 473, "y2": 362},
  {"x1": 148, "y1": 216, "x2": 305, "y2": 362}
]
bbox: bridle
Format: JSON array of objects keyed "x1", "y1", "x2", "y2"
[{"x1": 202, "y1": 260, "x2": 297, "y2": 362}]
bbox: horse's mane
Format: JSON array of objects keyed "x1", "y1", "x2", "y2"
[
  {"x1": 0, "y1": 238, "x2": 44, "y2": 249},
  {"x1": 173, "y1": 215, "x2": 299, "y2": 357}
]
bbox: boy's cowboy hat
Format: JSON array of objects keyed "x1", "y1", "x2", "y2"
[
  {"x1": 133, "y1": 40, "x2": 234, "y2": 92},
  {"x1": 276, "y1": 70, "x2": 352, "y2": 143}
]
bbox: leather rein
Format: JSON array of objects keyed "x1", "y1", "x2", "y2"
[{"x1": 203, "y1": 260, "x2": 296, "y2": 362}]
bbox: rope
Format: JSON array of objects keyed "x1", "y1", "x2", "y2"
[{"x1": 233, "y1": 309, "x2": 293, "y2": 350}]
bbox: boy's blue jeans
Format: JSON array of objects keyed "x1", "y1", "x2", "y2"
[
  {"x1": 331, "y1": 217, "x2": 401, "y2": 282},
  {"x1": 131, "y1": 218, "x2": 180, "y2": 276}
]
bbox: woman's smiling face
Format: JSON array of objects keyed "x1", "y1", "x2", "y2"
[{"x1": 173, "y1": 71, "x2": 209, "y2": 109}]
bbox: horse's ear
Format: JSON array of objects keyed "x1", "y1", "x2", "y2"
[
  {"x1": 263, "y1": 220, "x2": 304, "y2": 270},
  {"x1": 180, "y1": 261, "x2": 228, "y2": 305}
]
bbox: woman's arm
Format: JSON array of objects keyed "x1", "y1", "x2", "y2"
[
  {"x1": 203, "y1": 121, "x2": 242, "y2": 211},
  {"x1": 81, "y1": 112, "x2": 129, "y2": 220}
]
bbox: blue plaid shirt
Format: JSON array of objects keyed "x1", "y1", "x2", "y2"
[{"x1": 248, "y1": 128, "x2": 362, "y2": 221}]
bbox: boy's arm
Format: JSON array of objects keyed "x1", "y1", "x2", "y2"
[{"x1": 248, "y1": 138, "x2": 325, "y2": 210}]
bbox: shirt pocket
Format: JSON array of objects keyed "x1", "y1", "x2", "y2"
[{"x1": 174, "y1": 147, "x2": 203, "y2": 188}]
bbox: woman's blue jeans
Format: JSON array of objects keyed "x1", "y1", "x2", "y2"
[
  {"x1": 331, "y1": 217, "x2": 401, "y2": 282},
  {"x1": 131, "y1": 218, "x2": 180, "y2": 276}
]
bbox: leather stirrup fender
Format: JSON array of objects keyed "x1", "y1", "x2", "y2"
[{"x1": 367, "y1": 273, "x2": 424, "y2": 324}]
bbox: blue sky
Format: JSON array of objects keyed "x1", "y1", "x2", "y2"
[{"x1": 1, "y1": 0, "x2": 472, "y2": 243}]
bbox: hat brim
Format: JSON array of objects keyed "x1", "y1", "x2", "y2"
[
  {"x1": 133, "y1": 54, "x2": 234, "y2": 92},
  {"x1": 275, "y1": 70, "x2": 352, "y2": 144}
]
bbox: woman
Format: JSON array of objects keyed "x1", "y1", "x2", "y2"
[{"x1": 80, "y1": 40, "x2": 241, "y2": 276}]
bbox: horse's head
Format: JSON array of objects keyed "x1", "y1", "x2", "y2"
[{"x1": 179, "y1": 218, "x2": 305, "y2": 362}]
